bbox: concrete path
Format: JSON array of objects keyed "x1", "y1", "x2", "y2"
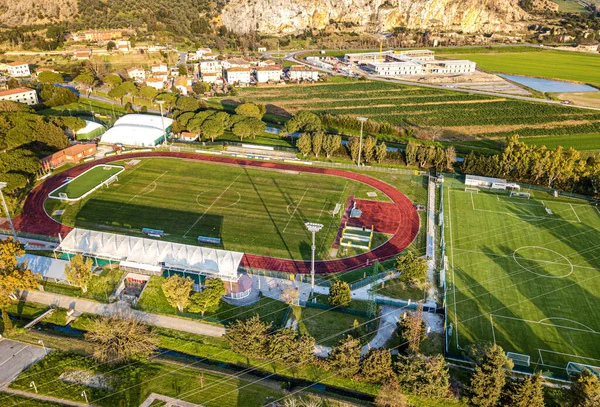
[
  {"x1": 140, "y1": 392, "x2": 203, "y2": 407},
  {"x1": 0, "y1": 340, "x2": 47, "y2": 388},
  {"x1": 2, "y1": 387, "x2": 87, "y2": 406},
  {"x1": 21, "y1": 290, "x2": 226, "y2": 338}
]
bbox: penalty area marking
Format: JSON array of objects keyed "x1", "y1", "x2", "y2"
[
  {"x1": 570, "y1": 204, "x2": 581, "y2": 223},
  {"x1": 512, "y1": 246, "x2": 574, "y2": 278},
  {"x1": 490, "y1": 314, "x2": 600, "y2": 335}
]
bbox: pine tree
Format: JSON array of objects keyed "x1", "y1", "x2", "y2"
[
  {"x1": 509, "y1": 372, "x2": 545, "y2": 407},
  {"x1": 464, "y1": 343, "x2": 513, "y2": 407},
  {"x1": 327, "y1": 335, "x2": 361, "y2": 378},
  {"x1": 571, "y1": 369, "x2": 600, "y2": 407},
  {"x1": 375, "y1": 142, "x2": 387, "y2": 163},
  {"x1": 297, "y1": 133, "x2": 312, "y2": 156},
  {"x1": 312, "y1": 131, "x2": 324, "y2": 157},
  {"x1": 363, "y1": 136, "x2": 377, "y2": 163},
  {"x1": 328, "y1": 280, "x2": 351, "y2": 307},
  {"x1": 361, "y1": 348, "x2": 393, "y2": 383},
  {"x1": 225, "y1": 315, "x2": 271, "y2": 359},
  {"x1": 375, "y1": 379, "x2": 408, "y2": 407},
  {"x1": 398, "y1": 302, "x2": 425, "y2": 354},
  {"x1": 395, "y1": 353, "x2": 451, "y2": 400}
]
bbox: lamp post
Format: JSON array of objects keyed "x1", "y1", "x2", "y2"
[
  {"x1": 356, "y1": 117, "x2": 368, "y2": 167},
  {"x1": 305, "y1": 222, "x2": 323, "y2": 292},
  {"x1": 156, "y1": 100, "x2": 167, "y2": 146},
  {"x1": 0, "y1": 182, "x2": 16, "y2": 239},
  {"x1": 81, "y1": 390, "x2": 88, "y2": 404},
  {"x1": 38, "y1": 339, "x2": 47, "y2": 355}
]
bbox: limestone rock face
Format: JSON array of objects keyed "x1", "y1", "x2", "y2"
[
  {"x1": 221, "y1": 0, "x2": 529, "y2": 34},
  {"x1": 0, "y1": 0, "x2": 77, "y2": 26}
]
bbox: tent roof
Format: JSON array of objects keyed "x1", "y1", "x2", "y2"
[
  {"x1": 57, "y1": 228, "x2": 243, "y2": 281},
  {"x1": 113, "y1": 114, "x2": 174, "y2": 130},
  {"x1": 18, "y1": 254, "x2": 68, "y2": 281},
  {"x1": 101, "y1": 125, "x2": 165, "y2": 146}
]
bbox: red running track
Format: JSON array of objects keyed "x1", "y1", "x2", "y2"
[{"x1": 14, "y1": 152, "x2": 420, "y2": 274}]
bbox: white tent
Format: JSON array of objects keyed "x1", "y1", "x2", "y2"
[
  {"x1": 100, "y1": 114, "x2": 174, "y2": 147},
  {"x1": 57, "y1": 228, "x2": 243, "y2": 282}
]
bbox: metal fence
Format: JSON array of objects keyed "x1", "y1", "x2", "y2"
[
  {"x1": 374, "y1": 297, "x2": 437, "y2": 314},
  {"x1": 299, "y1": 300, "x2": 371, "y2": 318},
  {"x1": 348, "y1": 269, "x2": 395, "y2": 291}
]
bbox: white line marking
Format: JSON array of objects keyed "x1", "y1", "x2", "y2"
[
  {"x1": 183, "y1": 172, "x2": 243, "y2": 238},
  {"x1": 490, "y1": 314, "x2": 496, "y2": 344},
  {"x1": 489, "y1": 314, "x2": 600, "y2": 335},
  {"x1": 448, "y1": 186, "x2": 460, "y2": 349},
  {"x1": 119, "y1": 170, "x2": 167, "y2": 209},
  {"x1": 282, "y1": 188, "x2": 309, "y2": 233},
  {"x1": 570, "y1": 204, "x2": 581, "y2": 223}
]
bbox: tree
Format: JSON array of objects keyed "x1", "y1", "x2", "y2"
[
  {"x1": 398, "y1": 302, "x2": 426, "y2": 354},
  {"x1": 395, "y1": 353, "x2": 451, "y2": 400},
  {"x1": 312, "y1": 131, "x2": 324, "y2": 157},
  {"x1": 193, "y1": 81, "x2": 211, "y2": 95},
  {"x1": 178, "y1": 64, "x2": 188, "y2": 76},
  {"x1": 107, "y1": 41, "x2": 116, "y2": 51},
  {"x1": 296, "y1": 133, "x2": 312, "y2": 156},
  {"x1": 84, "y1": 315, "x2": 156, "y2": 364},
  {"x1": 284, "y1": 111, "x2": 321, "y2": 134},
  {"x1": 64, "y1": 254, "x2": 94, "y2": 293},
  {"x1": 570, "y1": 369, "x2": 600, "y2": 407},
  {"x1": 235, "y1": 103, "x2": 262, "y2": 119},
  {"x1": 323, "y1": 134, "x2": 341, "y2": 158},
  {"x1": 73, "y1": 73, "x2": 96, "y2": 89},
  {"x1": 509, "y1": 372, "x2": 545, "y2": 407},
  {"x1": 464, "y1": 342, "x2": 514, "y2": 407},
  {"x1": 375, "y1": 142, "x2": 387, "y2": 163},
  {"x1": 327, "y1": 335, "x2": 361, "y2": 378},
  {"x1": 161, "y1": 275, "x2": 194, "y2": 312},
  {"x1": 200, "y1": 118, "x2": 225, "y2": 142},
  {"x1": 187, "y1": 278, "x2": 225, "y2": 316},
  {"x1": 7, "y1": 78, "x2": 19, "y2": 89},
  {"x1": 37, "y1": 71, "x2": 63, "y2": 84},
  {"x1": 280, "y1": 287, "x2": 300, "y2": 305},
  {"x1": 225, "y1": 315, "x2": 271, "y2": 359},
  {"x1": 328, "y1": 280, "x2": 351, "y2": 307},
  {"x1": 140, "y1": 86, "x2": 159, "y2": 100},
  {"x1": 375, "y1": 379, "x2": 408, "y2": 407},
  {"x1": 102, "y1": 74, "x2": 123, "y2": 88},
  {"x1": 40, "y1": 84, "x2": 78, "y2": 107},
  {"x1": 0, "y1": 238, "x2": 38, "y2": 332},
  {"x1": 361, "y1": 348, "x2": 393, "y2": 383},
  {"x1": 107, "y1": 85, "x2": 127, "y2": 105},
  {"x1": 363, "y1": 136, "x2": 377, "y2": 163},
  {"x1": 176, "y1": 96, "x2": 200, "y2": 113},
  {"x1": 405, "y1": 141, "x2": 418, "y2": 167},
  {"x1": 445, "y1": 146, "x2": 456, "y2": 171},
  {"x1": 348, "y1": 137, "x2": 361, "y2": 163},
  {"x1": 268, "y1": 328, "x2": 315, "y2": 365},
  {"x1": 395, "y1": 252, "x2": 427, "y2": 284}
]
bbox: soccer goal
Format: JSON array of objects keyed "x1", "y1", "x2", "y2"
[
  {"x1": 103, "y1": 165, "x2": 114, "y2": 170},
  {"x1": 104, "y1": 175, "x2": 118, "y2": 188},
  {"x1": 510, "y1": 191, "x2": 531, "y2": 199},
  {"x1": 170, "y1": 145, "x2": 181, "y2": 152},
  {"x1": 507, "y1": 352, "x2": 531, "y2": 367},
  {"x1": 566, "y1": 362, "x2": 600, "y2": 379},
  {"x1": 58, "y1": 192, "x2": 69, "y2": 201},
  {"x1": 465, "y1": 187, "x2": 479, "y2": 193}
]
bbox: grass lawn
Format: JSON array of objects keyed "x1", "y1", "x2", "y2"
[
  {"x1": 520, "y1": 133, "x2": 600, "y2": 151},
  {"x1": 0, "y1": 392, "x2": 67, "y2": 407},
  {"x1": 439, "y1": 49, "x2": 600, "y2": 88},
  {"x1": 40, "y1": 268, "x2": 124, "y2": 303},
  {"x1": 45, "y1": 157, "x2": 386, "y2": 260},
  {"x1": 137, "y1": 276, "x2": 288, "y2": 326},
  {"x1": 48, "y1": 165, "x2": 124, "y2": 200},
  {"x1": 444, "y1": 178, "x2": 600, "y2": 375},
  {"x1": 378, "y1": 280, "x2": 426, "y2": 301}
]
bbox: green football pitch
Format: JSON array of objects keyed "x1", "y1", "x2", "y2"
[
  {"x1": 444, "y1": 180, "x2": 600, "y2": 375},
  {"x1": 45, "y1": 158, "x2": 394, "y2": 261},
  {"x1": 49, "y1": 165, "x2": 124, "y2": 200}
]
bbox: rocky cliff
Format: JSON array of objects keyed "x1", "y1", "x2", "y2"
[
  {"x1": 221, "y1": 0, "x2": 529, "y2": 34},
  {"x1": 0, "y1": 0, "x2": 77, "y2": 26}
]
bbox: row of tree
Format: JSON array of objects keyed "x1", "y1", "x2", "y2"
[
  {"x1": 462, "y1": 135, "x2": 600, "y2": 197},
  {"x1": 405, "y1": 141, "x2": 456, "y2": 171},
  {"x1": 161, "y1": 274, "x2": 226, "y2": 315}
]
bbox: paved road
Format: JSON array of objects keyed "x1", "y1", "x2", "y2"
[
  {"x1": 140, "y1": 392, "x2": 203, "y2": 407},
  {"x1": 21, "y1": 290, "x2": 226, "y2": 338},
  {"x1": 2, "y1": 387, "x2": 87, "y2": 406},
  {"x1": 0, "y1": 340, "x2": 47, "y2": 387}
]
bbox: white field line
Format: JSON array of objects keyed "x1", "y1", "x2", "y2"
[
  {"x1": 183, "y1": 172, "x2": 243, "y2": 238},
  {"x1": 469, "y1": 195, "x2": 581, "y2": 223},
  {"x1": 595, "y1": 206, "x2": 600, "y2": 216},
  {"x1": 448, "y1": 186, "x2": 460, "y2": 349},
  {"x1": 317, "y1": 181, "x2": 349, "y2": 253},
  {"x1": 119, "y1": 170, "x2": 168, "y2": 209},
  {"x1": 490, "y1": 314, "x2": 496, "y2": 344},
  {"x1": 489, "y1": 314, "x2": 599, "y2": 334},
  {"x1": 282, "y1": 188, "x2": 309, "y2": 234},
  {"x1": 570, "y1": 204, "x2": 582, "y2": 223},
  {"x1": 539, "y1": 349, "x2": 600, "y2": 364}
]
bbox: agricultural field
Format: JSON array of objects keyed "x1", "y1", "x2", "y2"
[
  {"x1": 444, "y1": 178, "x2": 600, "y2": 376},
  {"x1": 44, "y1": 157, "x2": 404, "y2": 261},
  {"x1": 236, "y1": 78, "x2": 600, "y2": 152},
  {"x1": 438, "y1": 48, "x2": 600, "y2": 88}
]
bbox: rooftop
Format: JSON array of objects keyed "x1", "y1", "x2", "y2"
[
  {"x1": 7, "y1": 61, "x2": 27, "y2": 67},
  {"x1": 227, "y1": 67, "x2": 250, "y2": 72},
  {"x1": 42, "y1": 143, "x2": 96, "y2": 163},
  {"x1": 0, "y1": 87, "x2": 36, "y2": 97},
  {"x1": 256, "y1": 65, "x2": 282, "y2": 71}
]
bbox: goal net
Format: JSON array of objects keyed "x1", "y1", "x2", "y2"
[
  {"x1": 104, "y1": 176, "x2": 118, "y2": 187},
  {"x1": 507, "y1": 352, "x2": 530, "y2": 367},
  {"x1": 170, "y1": 145, "x2": 181, "y2": 152},
  {"x1": 510, "y1": 191, "x2": 531, "y2": 199},
  {"x1": 103, "y1": 165, "x2": 114, "y2": 170},
  {"x1": 567, "y1": 362, "x2": 600, "y2": 379},
  {"x1": 465, "y1": 187, "x2": 479, "y2": 193}
]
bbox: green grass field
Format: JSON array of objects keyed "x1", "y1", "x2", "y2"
[
  {"x1": 49, "y1": 165, "x2": 124, "y2": 200},
  {"x1": 444, "y1": 180, "x2": 600, "y2": 375},
  {"x1": 439, "y1": 49, "x2": 600, "y2": 88},
  {"x1": 551, "y1": 0, "x2": 588, "y2": 12},
  {"x1": 45, "y1": 158, "x2": 394, "y2": 261}
]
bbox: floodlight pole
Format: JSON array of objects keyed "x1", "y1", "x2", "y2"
[
  {"x1": 0, "y1": 182, "x2": 16, "y2": 239},
  {"x1": 305, "y1": 222, "x2": 323, "y2": 292},
  {"x1": 357, "y1": 117, "x2": 368, "y2": 167},
  {"x1": 156, "y1": 100, "x2": 166, "y2": 146}
]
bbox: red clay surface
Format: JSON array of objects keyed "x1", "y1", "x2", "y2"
[{"x1": 13, "y1": 152, "x2": 420, "y2": 274}]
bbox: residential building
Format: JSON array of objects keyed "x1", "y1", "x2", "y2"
[
  {"x1": 83, "y1": 29, "x2": 123, "y2": 42},
  {"x1": 127, "y1": 67, "x2": 146, "y2": 82},
  {"x1": 7, "y1": 62, "x2": 30, "y2": 77},
  {"x1": 179, "y1": 131, "x2": 198, "y2": 141},
  {"x1": 151, "y1": 63, "x2": 168, "y2": 73},
  {"x1": 222, "y1": 58, "x2": 252, "y2": 69},
  {"x1": 199, "y1": 59, "x2": 222, "y2": 75},
  {"x1": 195, "y1": 48, "x2": 212, "y2": 59},
  {"x1": 174, "y1": 77, "x2": 192, "y2": 95},
  {"x1": 365, "y1": 61, "x2": 423, "y2": 76},
  {"x1": 421, "y1": 60, "x2": 476, "y2": 74},
  {"x1": 201, "y1": 72, "x2": 218, "y2": 83},
  {"x1": 73, "y1": 49, "x2": 92, "y2": 60},
  {"x1": 0, "y1": 87, "x2": 38, "y2": 105},
  {"x1": 225, "y1": 67, "x2": 251, "y2": 84},
  {"x1": 287, "y1": 65, "x2": 319, "y2": 81},
  {"x1": 257, "y1": 59, "x2": 276, "y2": 67},
  {"x1": 256, "y1": 65, "x2": 282, "y2": 83},
  {"x1": 257, "y1": 47, "x2": 267, "y2": 52},
  {"x1": 117, "y1": 40, "x2": 130, "y2": 53},
  {"x1": 41, "y1": 143, "x2": 97, "y2": 170},
  {"x1": 146, "y1": 77, "x2": 166, "y2": 90}
]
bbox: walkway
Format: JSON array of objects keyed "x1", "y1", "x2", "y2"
[
  {"x1": 140, "y1": 392, "x2": 203, "y2": 407},
  {"x1": 1, "y1": 387, "x2": 87, "y2": 407},
  {"x1": 21, "y1": 291, "x2": 226, "y2": 338}
]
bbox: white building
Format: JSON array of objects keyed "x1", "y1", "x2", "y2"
[
  {"x1": 0, "y1": 87, "x2": 38, "y2": 105},
  {"x1": 151, "y1": 63, "x2": 168, "y2": 73},
  {"x1": 7, "y1": 62, "x2": 30, "y2": 77},
  {"x1": 127, "y1": 67, "x2": 146, "y2": 82},
  {"x1": 195, "y1": 48, "x2": 212, "y2": 59},
  {"x1": 222, "y1": 58, "x2": 252, "y2": 69},
  {"x1": 287, "y1": 65, "x2": 319, "y2": 81},
  {"x1": 201, "y1": 72, "x2": 218, "y2": 83},
  {"x1": 146, "y1": 77, "x2": 166, "y2": 90},
  {"x1": 255, "y1": 65, "x2": 282, "y2": 83},
  {"x1": 199, "y1": 59, "x2": 222, "y2": 75},
  {"x1": 393, "y1": 50, "x2": 435, "y2": 61},
  {"x1": 423, "y1": 60, "x2": 477, "y2": 74},
  {"x1": 365, "y1": 61, "x2": 423, "y2": 76},
  {"x1": 100, "y1": 114, "x2": 174, "y2": 147},
  {"x1": 225, "y1": 67, "x2": 251, "y2": 84}
]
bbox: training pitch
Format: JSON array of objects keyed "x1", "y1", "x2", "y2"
[
  {"x1": 45, "y1": 157, "x2": 392, "y2": 261},
  {"x1": 444, "y1": 179, "x2": 600, "y2": 375}
]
